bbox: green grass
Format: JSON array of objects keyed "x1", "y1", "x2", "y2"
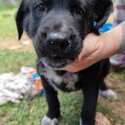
[
  {"x1": 0, "y1": 89, "x2": 123, "y2": 125},
  {"x1": 0, "y1": 49, "x2": 36, "y2": 73},
  {"x1": 4, "y1": 93, "x2": 83, "y2": 125},
  {"x1": 0, "y1": 7, "x2": 17, "y2": 41},
  {"x1": 0, "y1": 0, "x2": 4, "y2": 9}
]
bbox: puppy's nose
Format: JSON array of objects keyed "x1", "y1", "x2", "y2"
[{"x1": 47, "y1": 33, "x2": 69, "y2": 49}]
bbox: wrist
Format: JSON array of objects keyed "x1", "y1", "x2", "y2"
[
  {"x1": 100, "y1": 24, "x2": 122, "y2": 58},
  {"x1": 118, "y1": 21, "x2": 125, "y2": 52}
]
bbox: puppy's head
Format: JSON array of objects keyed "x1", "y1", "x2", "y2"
[{"x1": 16, "y1": 0, "x2": 112, "y2": 69}]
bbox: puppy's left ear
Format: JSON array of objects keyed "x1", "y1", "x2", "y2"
[
  {"x1": 16, "y1": 1, "x2": 25, "y2": 40},
  {"x1": 93, "y1": 0, "x2": 113, "y2": 34}
]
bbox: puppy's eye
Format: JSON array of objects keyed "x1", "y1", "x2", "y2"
[
  {"x1": 34, "y1": 3, "x2": 46, "y2": 12},
  {"x1": 74, "y1": 7, "x2": 85, "y2": 15}
]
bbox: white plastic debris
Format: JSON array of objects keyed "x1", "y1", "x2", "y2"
[{"x1": 0, "y1": 67, "x2": 37, "y2": 106}]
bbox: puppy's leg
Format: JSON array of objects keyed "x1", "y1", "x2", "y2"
[
  {"x1": 99, "y1": 80, "x2": 118, "y2": 100},
  {"x1": 81, "y1": 82, "x2": 99, "y2": 125},
  {"x1": 41, "y1": 77, "x2": 60, "y2": 125}
]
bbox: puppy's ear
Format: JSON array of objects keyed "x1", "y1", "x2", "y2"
[
  {"x1": 93, "y1": 0, "x2": 113, "y2": 34},
  {"x1": 16, "y1": 1, "x2": 25, "y2": 40}
]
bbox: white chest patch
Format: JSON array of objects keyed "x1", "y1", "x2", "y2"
[
  {"x1": 63, "y1": 73, "x2": 78, "y2": 90},
  {"x1": 42, "y1": 68, "x2": 78, "y2": 91}
]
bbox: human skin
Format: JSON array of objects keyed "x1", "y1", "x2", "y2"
[{"x1": 62, "y1": 23, "x2": 123, "y2": 72}]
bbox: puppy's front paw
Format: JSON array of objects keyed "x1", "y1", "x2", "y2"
[{"x1": 41, "y1": 115, "x2": 58, "y2": 125}]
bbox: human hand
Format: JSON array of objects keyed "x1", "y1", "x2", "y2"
[
  {"x1": 61, "y1": 25, "x2": 121, "y2": 72},
  {"x1": 62, "y1": 33, "x2": 105, "y2": 72}
]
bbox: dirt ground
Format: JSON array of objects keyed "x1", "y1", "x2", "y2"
[
  {"x1": 0, "y1": 35, "x2": 33, "y2": 51},
  {"x1": 103, "y1": 74, "x2": 125, "y2": 125}
]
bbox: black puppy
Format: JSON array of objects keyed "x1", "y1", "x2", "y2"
[{"x1": 16, "y1": 0, "x2": 114, "y2": 125}]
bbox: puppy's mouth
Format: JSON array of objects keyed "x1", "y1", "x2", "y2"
[
  {"x1": 51, "y1": 55, "x2": 64, "y2": 60},
  {"x1": 41, "y1": 56, "x2": 72, "y2": 69}
]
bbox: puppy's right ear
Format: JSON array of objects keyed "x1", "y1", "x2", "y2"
[{"x1": 16, "y1": 1, "x2": 25, "y2": 40}]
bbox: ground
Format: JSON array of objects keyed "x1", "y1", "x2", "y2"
[{"x1": 0, "y1": 7, "x2": 125, "y2": 125}]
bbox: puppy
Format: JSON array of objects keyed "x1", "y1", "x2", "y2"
[{"x1": 16, "y1": 0, "x2": 113, "y2": 125}]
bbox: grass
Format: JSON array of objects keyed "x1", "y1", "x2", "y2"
[
  {"x1": 1, "y1": 91, "x2": 123, "y2": 125},
  {"x1": 0, "y1": 7, "x2": 125, "y2": 125},
  {"x1": 0, "y1": 49, "x2": 36, "y2": 73},
  {"x1": 0, "y1": 92, "x2": 82, "y2": 125},
  {"x1": 0, "y1": 8, "x2": 17, "y2": 39}
]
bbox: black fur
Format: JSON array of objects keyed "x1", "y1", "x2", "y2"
[{"x1": 16, "y1": 0, "x2": 112, "y2": 125}]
